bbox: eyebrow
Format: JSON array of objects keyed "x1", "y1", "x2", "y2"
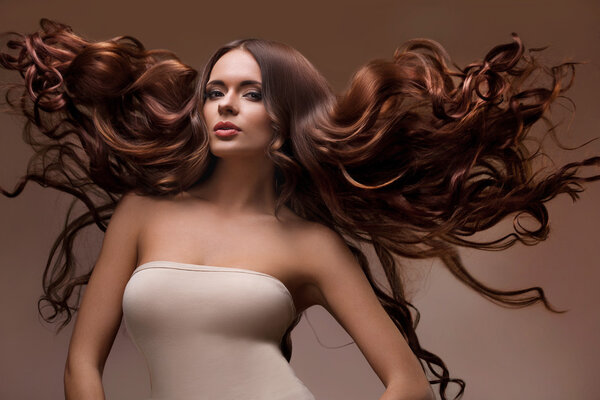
[{"x1": 206, "y1": 79, "x2": 262, "y2": 87}]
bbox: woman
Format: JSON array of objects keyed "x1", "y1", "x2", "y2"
[{"x1": 1, "y1": 19, "x2": 598, "y2": 400}]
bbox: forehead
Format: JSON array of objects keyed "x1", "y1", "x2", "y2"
[{"x1": 208, "y1": 49, "x2": 262, "y2": 83}]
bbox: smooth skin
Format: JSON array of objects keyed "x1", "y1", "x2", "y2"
[{"x1": 64, "y1": 50, "x2": 434, "y2": 400}]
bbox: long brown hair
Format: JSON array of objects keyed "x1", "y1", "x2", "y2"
[{"x1": 2, "y1": 19, "x2": 599, "y2": 399}]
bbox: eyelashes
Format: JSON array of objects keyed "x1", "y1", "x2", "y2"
[
  {"x1": 245, "y1": 91, "x2": 262, "y2": 101},
  {"x1": 204, "y1": 89, "x2": 263, "y2": 101},
  {"x1": 204, "y1": 89, "x2": 222, "y2": 100}
]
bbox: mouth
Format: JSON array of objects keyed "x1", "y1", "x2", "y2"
[{"x1": 213, "y1": 121, "x2": 241, "y2": 138}]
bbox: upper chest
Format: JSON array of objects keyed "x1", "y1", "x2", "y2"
[
  {"x1": 135, "y1": 197, "x2": 318, "y2": 309},
  {"x1": 138, "y1": 200, "x2": 298, "y2": 261}
]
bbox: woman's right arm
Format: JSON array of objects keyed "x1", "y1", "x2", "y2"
[{"x1": 64, "y1": 192, "x2": 144, "y2": 400}]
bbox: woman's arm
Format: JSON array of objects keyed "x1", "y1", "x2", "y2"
[
  {"x1": 64, "y1": 192, "x2": 143, "y2": 400},
  {"x1": 300, "y1": 225, "x2": 434, "y2": 400}
]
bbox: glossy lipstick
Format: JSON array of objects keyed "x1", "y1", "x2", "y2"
[{"x1": 214, "y1": 121, "x2": 240, "y2": 138}]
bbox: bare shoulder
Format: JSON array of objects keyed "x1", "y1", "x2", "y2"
[
  {"x1": 296, "y1": 221, "x2": 349, "y2": 252},
  {"x1": 111, "y1": 191, "x2": 151, "y2": 223},
  {"x1": 97, "y1": 191, "x2": 176, "y2": 271},
  {"x1": 114, "y1": 190, "x2": 181, "y2": 219},
  {"x1": 293, "y1": 221, "x2": 360, "y2": 306},
  {"x1": 107, "y1": 191, "x2": 173, "y2": 239},
  {"x1": 118, "y1": 190, "x2": 174, "y2": 207},
  {"x1": 116, "y1": 190, "x2": 153, "y2": 208}
]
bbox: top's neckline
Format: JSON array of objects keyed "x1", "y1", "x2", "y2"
[{"x1": 134, "y1": 260, "x2": 296, "y2": 316}]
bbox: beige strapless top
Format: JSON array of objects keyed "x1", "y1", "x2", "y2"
[{"x1": 122, "y1": 260, "x2": 315, "y2": 400}]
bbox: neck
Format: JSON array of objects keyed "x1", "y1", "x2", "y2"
[{"x1": 190, "y1": 155, "x2": 278, "y2": 216}]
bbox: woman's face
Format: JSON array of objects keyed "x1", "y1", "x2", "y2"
[{"x1": 203, "y1": 49, "x2": 273, "y2": 159}]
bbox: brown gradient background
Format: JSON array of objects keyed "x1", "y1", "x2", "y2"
[{"x1": 1, "y1": 1, "x2": 599, "y2": 399}]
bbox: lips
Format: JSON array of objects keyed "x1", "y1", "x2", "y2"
[
  {"x1": 213, "y1": 121, "x2": 240, "y2": 138},
  {"x1": 214, "y1": 121, "x2": 241, "y2": 131}
]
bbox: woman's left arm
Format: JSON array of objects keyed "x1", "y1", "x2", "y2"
[{"x1": 301, "y1": 225, "x2": 434, "y2": 400}]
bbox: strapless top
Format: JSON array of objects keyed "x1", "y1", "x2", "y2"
[{"x1": 122, "y1": 260, "x2": 315, "y2": 400}]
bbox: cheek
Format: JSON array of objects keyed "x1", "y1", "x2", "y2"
[
  {"x1": 201, "y1": 104, "x2": 212, "y2": 122},
  {"x1": 261, "y1": 114, "x2": 272, "y2": 131},
  {"x1": 259, "y1": 118, "x2": 274, "y2": 141},
  {"x1": 255, "y1": 109, "x2": 273, "y2": 134},
  {"x1": 203, "y1": 98, "x2": 220, "y2": 117}
]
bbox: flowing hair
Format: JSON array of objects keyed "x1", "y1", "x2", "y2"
[
  {"x1": 2, "y1": 19, "x2": 599, "y2": 399},
  {"x1": 1, "y1": 17, "x2": 211, "y2": 329}
]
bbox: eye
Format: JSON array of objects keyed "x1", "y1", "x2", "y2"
[
  {"x1": 205, "y1": 89, "x2": 223, "y2": 100},
  {"x1": 244, "y1": 91, "x2": 263, "y2": 101}
]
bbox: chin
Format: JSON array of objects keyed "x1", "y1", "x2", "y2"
[{"x1": 209, "y1": 145, "x2": 265, "y2": 159}]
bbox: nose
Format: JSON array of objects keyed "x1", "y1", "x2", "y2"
[{"x1": 217, "y1": 93, "x2": 238, "y2": 116}]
